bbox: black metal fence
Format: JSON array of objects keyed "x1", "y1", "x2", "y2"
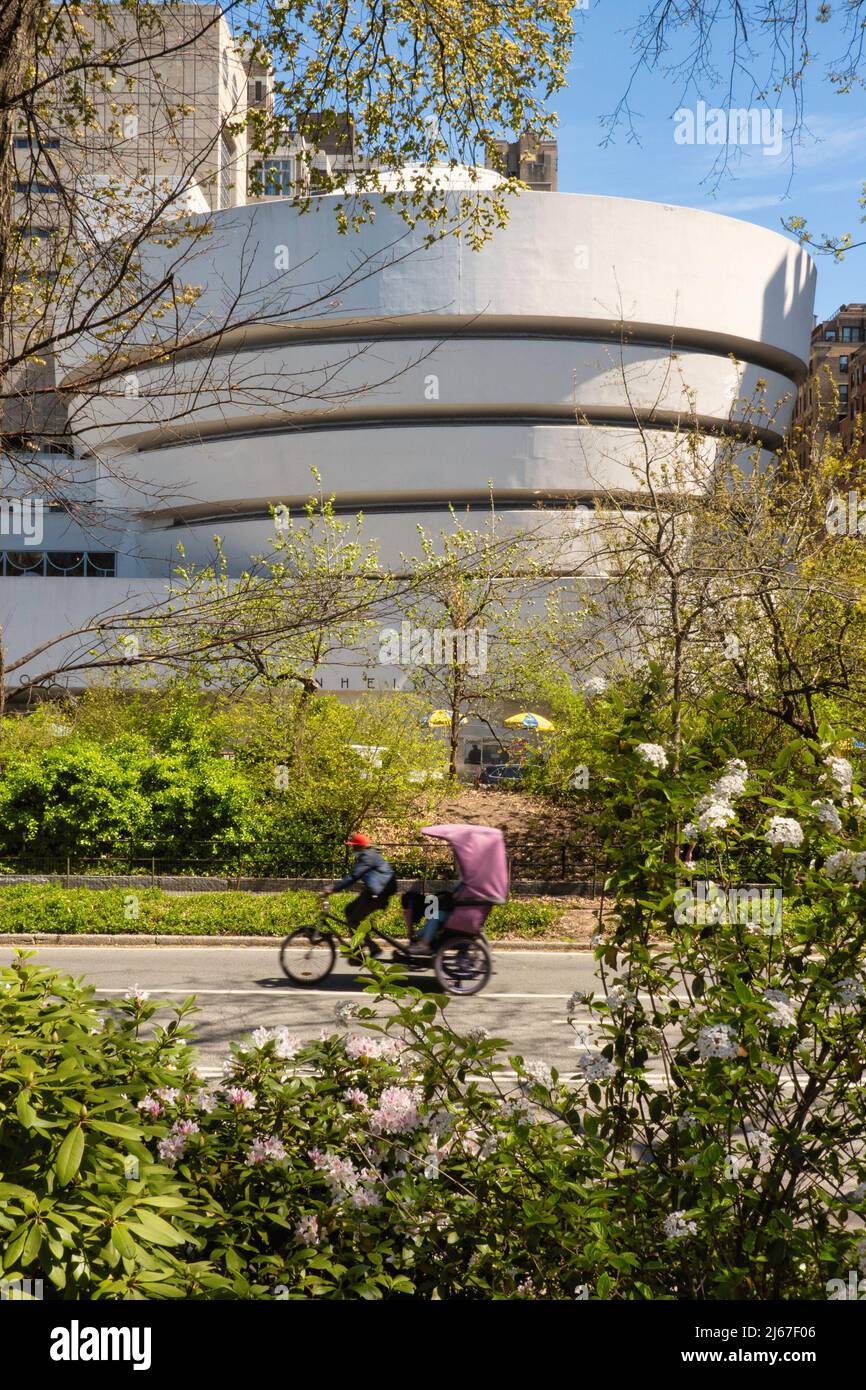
[{"x1": 0, "y1": 837, "x2": 602, "y2": 886}]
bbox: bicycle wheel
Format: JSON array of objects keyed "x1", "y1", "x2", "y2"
[
  {"x1": 434, "y1": 936, "x2": 492, "y2": 996},
  {"x1": 280, "y1": 925, "x2": 336, "y2": 985}
]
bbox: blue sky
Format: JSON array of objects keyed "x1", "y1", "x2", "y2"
[{"x1": 555, "y1": 3, "x2": 866, "y2": 319}]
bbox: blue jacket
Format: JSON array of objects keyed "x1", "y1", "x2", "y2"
[{"x1": 333, "y1": 847, "x2": 395, "y2": 895}]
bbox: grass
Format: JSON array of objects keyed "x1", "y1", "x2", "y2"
[{"x1": 0, "y1": 885, "x2": 566, "y2": 941}]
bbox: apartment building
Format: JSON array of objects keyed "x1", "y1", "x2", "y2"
[
  {"x1": 794, "y1": 304, "x2": 866, "y2": 454},
  {"x1": 486, "y1": 130, "x2": 558, "y2": 191},
  {"x1": 13, "y1": 3, "x2": 251, "y2": 223}
]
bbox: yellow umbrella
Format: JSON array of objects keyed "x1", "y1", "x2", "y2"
[
  {"x1": 504, "y1": 712, "x2": 555, "y2": 732},
  {"x1": 424, "y1": 709, "x2": 468, "y2": 727}
]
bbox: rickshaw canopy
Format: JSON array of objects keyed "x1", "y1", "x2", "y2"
[{"x1": 420, "y1": 823, "x2": 509, "y2": 903}]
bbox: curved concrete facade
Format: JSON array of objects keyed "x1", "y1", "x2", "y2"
[{"x1": 2, "y1": 190, "x2": 816, "y2": 685}]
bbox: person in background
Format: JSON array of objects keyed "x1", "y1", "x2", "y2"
[{"x1": 465, "y1": 743, "x2": 482, "y2": 765}]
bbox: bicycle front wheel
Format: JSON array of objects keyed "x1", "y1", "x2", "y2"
[{"x1": 280, "y1": 925, "x2": 336, "y2": 985}]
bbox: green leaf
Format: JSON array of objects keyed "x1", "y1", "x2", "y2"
[
  {"x1": 15, "y1": 1093, "x2": 38, "y2": 1128},
  {"x1": 88, "y1": 1119, "x2": 143, "y2": 1141},
  {"x1": 127, "y1": 1211, "x2": 186, "y2": 1247},
  {"x1": 55, "y1": 1126, "x2": 85, "y2": 1185}
]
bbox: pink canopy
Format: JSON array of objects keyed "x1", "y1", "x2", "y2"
[{"x1": 421, "y1": 824, "x2": 509, "y2": 903}]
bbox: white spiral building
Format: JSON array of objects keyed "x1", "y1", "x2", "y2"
[{"x1": 1, "y1": 183, "x2": 816, "y2": 690}]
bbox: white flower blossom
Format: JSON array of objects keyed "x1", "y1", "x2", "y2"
[
  {"x1": 696, "y1": 1023, "x2": 739, "y2": 1061},
  {"x1": 836, "y1": 976, "x2": 865, "y2": 1007},
  {"x1": 825, "y1": 756, "x2": 854, "y2": 795},
  {"x1": 124, "y1": 984, "x2": 149, "y2": 1004},
  {"x1": 335, "y1": 1000, "x2": 361, "y2": 1024},
  {"x1": 223, "y1": 1086, "x2": 256, "y2": 1110},
  {"x1": 521, "y1": 1058, "x2": 554, "y2": 1090},
  {"x1": 682, "y1": 822, "x2": 699, "y2": 842},
  {"x1": 244, "y1": 1025, "x2": 302, "y2": 1059},
  {"x1": 812, "y1": 799, "x2": 843, "y2": 833},
  {"x1": 765, "y1": 816, "x2": 804, "y2": 849},
  {"x1": 664, "y1": 1210, "x2": 697, "y2": 1241},
  {"x1": 295, "y1": 1214, "x2": 319, "y2": 1246},
  {"x1": 823, "y1": 850, "x2": 866, "y2": 885},
  {"x1": 368, "y1": 1086, "x2": 421, "y2": 1135},
  {"x1": 583, "y1": 676, "x2": 608, "y2": 699},
  {"x1": 606, "y1": 983, "x2": 636, "y2": 1012},
  {"x1": 636, "y1": 742, "x2": 668, "y2": 771},
  {"x1": 573, "y1": 1050, "x2": 616, "y2": 1082},
  {"x1": 764, "y1": 989, "x2": 797, "y2": 1028},
  {"x1": 246, "y1": 1135, "x2": 288, "y2": 1165},
  {"x1": 695, "y1": 797, "x2": 737, "y2": 834}
]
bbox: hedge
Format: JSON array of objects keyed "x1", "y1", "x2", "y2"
[{"x1": 0, "y1": 885, "x2": 563, "y2": 940}]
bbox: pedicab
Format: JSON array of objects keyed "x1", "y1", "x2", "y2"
[{"x1": 279, "y1": 823, "x2": 508, "y2": 996}]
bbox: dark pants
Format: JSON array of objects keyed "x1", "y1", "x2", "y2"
[
  {"x1": 345, "y1": 889, "x2": 379, "y2": 931},
  {"x1": 345, "y1": 875, "x2": 397, "y2": 930}
]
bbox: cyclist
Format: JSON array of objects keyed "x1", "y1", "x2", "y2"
[{"x1": 324, "y1": 833, "x2": 398, "y2": 937}]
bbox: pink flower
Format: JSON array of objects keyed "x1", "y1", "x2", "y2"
[
  {"x1": 369, "y1": 1086, "x2": 421, "y2": 1135},
  {"x1": 345, "y1": 1088, "x2": 369, "y2": 1109},
  {"x1": 296, "y1": 1214, "x2": 319, "y2": 1245},
  {"x1": 246, "y1": 1135, "x2": 288, "y2": 1165},
  {"x1": 137, "y1": 1095, "x2": 162, "y2": 1118},
  {"x1": 157, "y1": 1119, "x2": 199, "y2": 1166},
  {"x1": 223, "y1": 1086, "x2": 256, "y2": 1110}
]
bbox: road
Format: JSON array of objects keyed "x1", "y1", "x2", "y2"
[{"x1": 0, "y1": 944, "x2": 602, "y2": 1077}]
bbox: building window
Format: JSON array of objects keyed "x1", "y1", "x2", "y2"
[
  {"x1": 219, "y1": 136, "x2": 233, "y2": 208},
  {"x1": 0, "y1": 550, "x2": 116, "y2": 577},
  {"x1": 14, "y1": 136, "x2": 60, "y2": 150},
  {"x1": 256, "y1": 157, "x2": 294, "y2": 196},
  {"x1": 254, "y1": 80, "x2": 263, "y2": 102},
  {"x1": 3, "y1": 551, "x2": 44, "y2": 575},
  {"x1": 842, "y1": 326, "x2": 865, "y2": 343},
  {"x1": 839, "y1": 385, "x2": 849, "y2": 411},
  {"x1": 85, "y1": 553, "x2": 116, "y2": 577},
  {"x1": 13, "y1": 180, "x2": 60, "y2": 194},
  {"x1": 825, "y1": 328, "x2": 838, "y2": 341},
  {"x1": 841, "y1": 355, "x2": 850, "y2": 373},
  {"x1": 45, "y1": 552, "x2": 85, "y2": 577}
]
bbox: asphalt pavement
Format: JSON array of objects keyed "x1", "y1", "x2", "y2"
[{"x1": 0, "y1": 944, "x2": 602, "y2": 1077}]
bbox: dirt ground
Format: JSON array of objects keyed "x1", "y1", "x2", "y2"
[{"x1": 424, "y1": 785, "x2": 585, "y2": 853}]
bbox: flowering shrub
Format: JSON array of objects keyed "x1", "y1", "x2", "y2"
[
  {"x1": 581, "y1": 701, "x2": 866, "y2": 1297},
  {"x1": 0, "y1": 954, "x2": 224, "y2": 1298},
  {"x1": 5, "y1": 696, "x2": 866, "y2": 1302}
]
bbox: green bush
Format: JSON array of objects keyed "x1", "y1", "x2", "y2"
[
  {"x1": 0, "y1": 885, "x2": 563, "y2": 940},
  {"x1": 0, "y1": 688, "x2": 449, "y2": 873},
  {"x1": 0, "y1": 735, "x2": 260, "y2": 864},
  {"x1": 0, "y1": 956, "x2": 229, "y2": 1298},
  {"x1": 0, "y1": 958, "x2": 609, "y2": 1299}
]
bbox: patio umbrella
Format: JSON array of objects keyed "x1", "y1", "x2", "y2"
[
  {"x1": 423, "y1": 709, "x2": 468, "y2": 727},
  {"x1": 503, "y1": 712, "x2": 555, "y2": 732}
]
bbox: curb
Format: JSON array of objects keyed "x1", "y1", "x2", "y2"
[{"x1": 0, "y1": 932, "x2": 590, "y2": 953}]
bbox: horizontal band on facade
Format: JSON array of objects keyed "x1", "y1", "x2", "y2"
[
  {"x1": 136, "y1": 404, "x2": 782, "y2": 453},
  {"x1": 70, "y1": 313, "x2": 808, "y2": 391},
  {"x1": 143, "y1": 489, "x2": 719, "y2": 529}
]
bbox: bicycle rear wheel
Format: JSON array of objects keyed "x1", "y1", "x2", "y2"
[
  {"x1": 434, "y1": 936, "x2": 492, "y2": 996},
  {"x1": 280, "y1": 925, "x2": 336, "y2": 985}
]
